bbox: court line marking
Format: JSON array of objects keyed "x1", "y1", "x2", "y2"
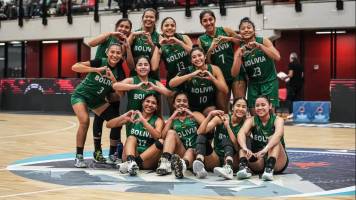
[
  {"x1": 0, "y1": 120, "x2": 77, "y2": 139},
  {"x1": 0, "y1": 187, "x2": 79, "y2": 198},
  {"x1": 287, "y1": 150, "x2": 355, "y2": 155},
  {"x1": 5, "y1": 149, "x2": 355, "y2": 198},
  {"x1": 283, "y1": 186, "x2": 355, "y2": 197}
]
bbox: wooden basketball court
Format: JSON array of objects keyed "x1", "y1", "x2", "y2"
[{"x1": 0, "y1": 112, "x2": 354, "y2": 200}]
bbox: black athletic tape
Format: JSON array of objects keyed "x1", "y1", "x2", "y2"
[{"x1": 154, "y1": 140, "x2": 163, "y2": 150}]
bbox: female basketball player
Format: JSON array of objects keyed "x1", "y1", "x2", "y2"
[
  {"x1": 107, "y1": 94, "x2": 164, "y2": 176},
  {"x1": 87, "y1": 18, "x2": 133, "y2": 165},
  {"x1": 169, "y1": 47, "x2": 228, "y2": 116},
  {"x1": 231, "y1": 17, "x2": 281, "y2": 114},
  {"x1": 88, "y1": 18, "x2": 133, "y2": 64},
  {"x1": 70, "y1": 43, "x2": 123, "y2": 168},
  {"x1": 128, "y1": 8, "x2": 160, "y2": 77},
  {"x1": 112, "y1": 56, "x2": 172, "y2": 112},
  {"x1": 236, "y1": 96, "x2": 288, "y2": 181},
  {"x1": 193, "y1": 98, "x2": 248, "y2": 180},
  {"x1": 198, "y1": 9, "x2": 245, "y2": 112},
  {"x1": 151, "y1": 17, "x2": 192, "y2": 91},
  {"x1": 155, "y1": 92, "x2": 205, "y2": 178}
]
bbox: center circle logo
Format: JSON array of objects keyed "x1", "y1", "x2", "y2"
[{"x1": 7, "y1": 148, "x2": 355, "y2": 197}]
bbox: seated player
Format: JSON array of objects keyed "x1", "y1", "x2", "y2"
[{"x1": 236, "y1": 96, "x2": 288, "y2": 181}]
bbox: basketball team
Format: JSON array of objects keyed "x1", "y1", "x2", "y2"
[{"x1": 70, "y1": 8, "x2": 288, "y2": 181}]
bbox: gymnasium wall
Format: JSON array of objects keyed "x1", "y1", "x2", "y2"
[
  {"x1": 274, "y1": 29, "x2": 356, "y2": 101},
  {"x1": 2, "y1": 29, "x2": 354, "y2": 108}
]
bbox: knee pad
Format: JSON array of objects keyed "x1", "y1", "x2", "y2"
[
  {"x1": 221, "y1": 137, "x2": 234, "y2": 158},
  {"x1": 196, "y1": 134, "x2": 207, "y2": 144},
  {"x1": 196, "y1": 135, "x2": 208, "y2": 156},
  {"x1": 154, "y1": 140, "x2": 163, "y2": 150},
  {"x1": 100, "y1": 104, "x2": 119, "y2": 121},
  {"x1": 110, "y1": 126, "x2": 122, "y2": 141}
]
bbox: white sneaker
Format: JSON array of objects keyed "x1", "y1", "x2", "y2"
[
  {"x1": 128, "y1": 160, "x2": 139, "y2": 176},
  {"x1": 236, "y1": 166, "x2": 252, "y2": 180},
  {"x1": 74, "y1": 154, "x2": 87, "y2": 168},
  {"x1": 193, "y1": 160, "x2": 207, "y2": 179},
  {"x1": 262, "y1": 167, "x2": 274, "y2": 181},
  {"x1": 171, "y1": 154, "x2": 186, "y2": 179},
  {"x1": 117, "y1": 161, "x2": 129, "y2": 174},
  {"x1": 156, "y1": 157, "x2": 172, "y2": 175},
  {"x1": 106, "y1": 154, "x2": 122, "y2": 165},
  {"x1": 214, "y1": 165, "x2": 233, "y2": 180}
]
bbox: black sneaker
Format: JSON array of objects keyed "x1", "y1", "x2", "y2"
[
  {"x1": 93, "y1": 150, "x2": 106, "y2": 163},
  {"x1": 171, "y1": 154, "x2": 186, "y2": 179}
]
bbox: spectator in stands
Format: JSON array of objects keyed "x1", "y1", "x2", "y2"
[
  {"x1": 284, "y1": 52, "x2": 304, "y2": 119},
  {"x1": 106, "y1": 0, "x2": 119, "y2": 10},
  {"x1": 56, "y1": 0, "x2": 65, "y2": 16},
  {"x1": 0, "y1": 0, "x2": 7, "y2": 20}
]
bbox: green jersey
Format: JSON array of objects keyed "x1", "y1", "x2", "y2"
[
  {"x1": 172, "y1": 117, "x2": 198, "y2": 149},
  {"x1": 131, "y1": 28, "x2": 159, "y2": 60},
  {"x1": 241, "y1": 37, "x2": 277, "y2": 84},
  {"x1": 95, "y1": 36, "x2": 118, "y2": 59},
  {"x1": 128, "y1": 115, "x2": 158, "y2": 154},
  {"x1": 126, "y1": 76, "x2": 158, "y2": 111},
  {"x1": 251, "y1": 114, "x2": 285, "y2": 150},
  {"x1": 71, "y1": 58, "x2": 121, "y2": 109},
  {"x1": 161, "y1": 34, "x2": 190, "y2": 86},
  {"x1": 131, "y1": 28, "x2": 160, "y2": 78},
  {"x1": 178, "y1": 64, "x2": 216, "y2": 112},
  {"x1": 214, "y1": 114, "x2": 244, "y2": 157},
  {"x1": 199, "y1": 27, "x2": 235, "y2": 82}
]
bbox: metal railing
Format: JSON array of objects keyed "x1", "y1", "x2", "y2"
[{"x1": 0, "y1": 0, "x2": 346, "y2": 26}]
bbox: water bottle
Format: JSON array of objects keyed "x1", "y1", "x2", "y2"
[{"x1": 117, "y1": 142, "x2": 123, "y2": 159}]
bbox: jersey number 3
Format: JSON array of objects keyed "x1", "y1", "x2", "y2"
[{"x1": 97, "y1": 87, "x2": 104, "y2": 94}]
